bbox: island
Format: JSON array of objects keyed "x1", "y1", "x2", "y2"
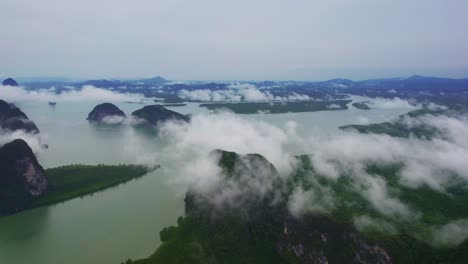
[
  {"x1": 2, "y1": 77, "x2": 19, "y2": 86},
  {"x1": 162, "y1": 103, "x2": 187, "y2": 107},
  {"x1": 162, "y1": 94, "x2": 185, "y2": 104},
  {"x1": 0, "y1": 99, "x2": 40, "y2": 133},
  {"x1": 0, "y1": 139, "x2": 47, "y2": 215},
  {"x1": 0, "y1": 139, "x2": 155, "y2": 216},
  {"x1": 339, "y1": 106, "x2": 467, "y2": 138},
  {"x1": 87, "y1": 102, "x2": 127, "y2": 124},
  {"x1": 33, "y1": 164, "x2": 157, "y2": 207},
  {"x1": 131, "y1": 105, "x2": 190, "y2": 125},
  {"x1": 124, "y1": 150, "x2": 468, "y2": 264},
  {"x1": 199, "y1": 100, "x2": 352, "y2": 114},
  {"x1": 352, "y1": 101, "x2": 371, "y2": 110}
]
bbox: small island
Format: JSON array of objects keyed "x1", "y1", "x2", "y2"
[
  {"x1": 338, "y1": 106, "x2": 465, "y2": 138},
  {"x1": 0, "y1": 138, "x2": 156, "y2": 216},
  {"x1": 32, "y1": 164, "x2": 157, "y2": 207},
  {"x1": 2, "y1": 77, "x2": 19, "y2": 86},
  {"x1": 199, "y1": 100, "x2": 351, "y2": 114},
  {"x1": 162, "y1": 94, "x2": 185, "y2": 104},
  {"x1": 87, "y1": 103, "x2": 127, "y2": 124},
  {"x1": 162, "y1": 103, "x2": 187, "y2": 107},
  {"x1": 131, "y1": 105, "x2": 190, "y2": 125},
  {"x1": 352, "y1": 101, "x2": 371, "y2": 110}
]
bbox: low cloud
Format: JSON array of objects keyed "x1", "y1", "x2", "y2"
[
  {"x1": 353, "y1": 215, "x2": 398, "y2": 235},
  {"x1": 156, "y1": 112, "x2": 298, "y2": 176},
  {"x1": 0, "y1": 85, "x2": 144, "y2": 102},
  {"x1": 142, "y1": 110, "x2": 468, "y2": 247},
  {"x1": 100, "y1": 115, "x2": 127, "y2": 125},
  {"x1": 369, "y1": 97, "x2": 419, "y2": 109},
  {"x1": 0, "y1": 129, "x2": 45, "y2": 154},
  {"x1": 178, "y1": 83, "x2": 310, "y2": 102},
  {"x1": 288, "y1": 183, "x2": 336, "y2": 216},
  {"x1": 326, "y1": 103, "x2": 341, "y2": 109},
  {"x1": 430, "y1": 219, "x2": 468, "y2": 247}
]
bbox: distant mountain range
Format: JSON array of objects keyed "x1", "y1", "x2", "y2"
[{"x1": 4, "y1": 75, "x2": 468, "y2": 105}]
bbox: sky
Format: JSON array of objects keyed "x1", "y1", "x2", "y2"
[{"x1": 1, "y1": 0, "x2": 468, "y2": 81}]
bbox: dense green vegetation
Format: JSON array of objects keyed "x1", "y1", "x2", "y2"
[
  {"x1": 125, "y1": 151, "x2": 468, "y2": 264},
  {"x1": 291, "y1": 157, "x2": 468, "y2": 262},
  {"x1": 199, "y1": 100, "x2": 351, "y2": 114},
  {"x1": 292, "y1": 156, "x2": 468, "y2": 231},
  {"x1": 340, "y1": 108, "x2": 442, "y2": 138},
  {"x1": 340, "y1": 121, "x2": 438, "y2": 138},
  {"x1": 341, "y1": 105, "x2": 468, "y2": 138},
  {"x1": 32, "y1": 164, "x2": 155, "y2": 207}
]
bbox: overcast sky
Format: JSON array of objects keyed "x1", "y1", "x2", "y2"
[{"x1": 1, "y1": 0, "x2": 467, "y2": 81}]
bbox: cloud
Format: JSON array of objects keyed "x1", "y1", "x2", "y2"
[
  {"x1": 353, "y1": 215, "x2": 398, "y2": 235},
  {"x1": 430, "y1": 219, "x2": 468, "y2": 247},
  {"x1": 286, "y1": 92, "x2": 311, "y2": 101},
  {"x1": 288, "y1": 182, "x2": 336, "y2": 217},
  {"x1": 154, "y1": 110, "x2": 468, "y2": 193},
  {"x1": 356, "y1": 116, "x2": 371, "y2": 124},
  {"x1": 178, "y1": 83, "x2": 310, "y2": 102},
  {"x1": 369, "y1": 97, "x2": 419, "y2": 109},
  {"x1": 326, "y1": 103, "x2": 341, "y2": 109},
  {"x1": 0, "y1": 85, "x2": 144, "y2": 102},
  {"x1": 152, "y1": 110, "x2": 468, "y2": 245},
  {"x1": 100, "y1": 115, "x2": 127, "y2": 125},
  {"x1": 0, "y1": 129, "x2": 45, "y2": 154},
  {"x1": 156, "y1": 111, "x2": 298, "y2": 176},
  {"x1": 178, "y1": 89, "x2": 242, "y2": 102}
]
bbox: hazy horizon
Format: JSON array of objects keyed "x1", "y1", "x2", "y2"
[
  {"x1": 2, "y1": 0, "x2": 468, "y2": 80},
  {"x1": 3, "y1": 73, "x2": 468, "y2": 84}
]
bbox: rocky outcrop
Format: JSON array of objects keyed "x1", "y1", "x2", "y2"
[
  {"x1": 0, "y1": 139, "x2": 48, "y2": 215},
  {"x1": 2, "y1": 78, "x2": 19, "y2": 86},
  {"x1": 0, "y1": 99, "x2": 39, "y2": 133},
  {"x1": 187, "y1": 150, "x2": 392, "y2": 263},
  {"x1": 131, "y1": 105, "x2": 189, "y2": 125},
  {"x1": 87, "y1": 103, "x2": 126, "y2": 124},
  {"x1": 154, "y1": 150, "x2": 393, "y2": 264}
]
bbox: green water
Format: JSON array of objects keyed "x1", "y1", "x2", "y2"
[{"x1": 0, "y1": 99, "x2": 410, "y2": 264}]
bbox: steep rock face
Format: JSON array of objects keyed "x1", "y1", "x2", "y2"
[
  {"x1": 2, "y1": 78, "x2": 19, "y2": 86},
  {"x1": 131, "y1": 105, "x2": 189, "y2": 125},
  {"x1": 184, "y1": 151, "x2": 392, "y2": 263},
  {"x1": 0, "y1": 99, "x2": 39, "y2": 133},
  {"x1": 87, "y1": 103, "x2": 126, "y2": 124},
  {"x1": 0, "y1": 139, "x2": 47, "y2": 215},
  {"x1": 187, "y1": 149, "x2": 283, "y2": 213}
]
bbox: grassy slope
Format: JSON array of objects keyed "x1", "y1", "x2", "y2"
[{"x1": 32, "y1": 164, "x2": 154, "y2": 207}]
